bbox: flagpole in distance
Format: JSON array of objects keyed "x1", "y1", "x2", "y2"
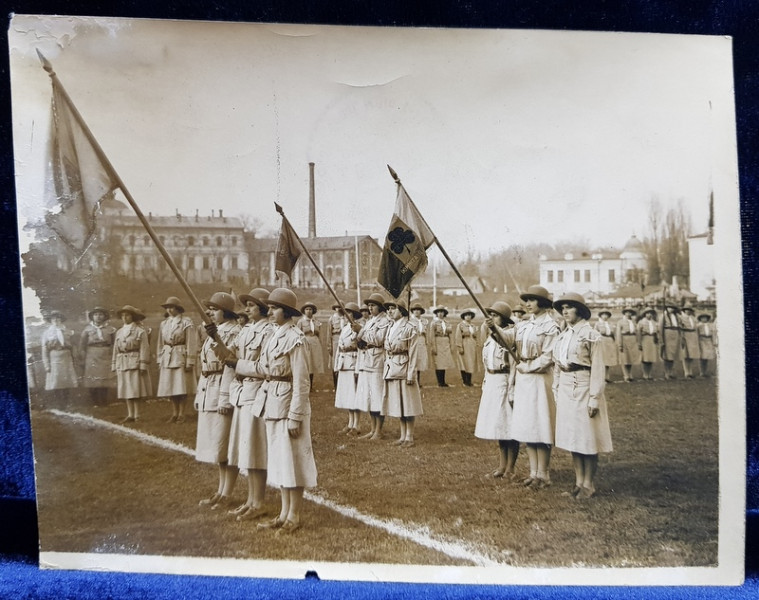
[
  {"x1": 386, "y1": 165, "x2": 519, "y2": 364},
  {"x1": 274, "y1": 203, "x2": 357, "y2": 327},
  {"x1": 36, "y1": 51, "x2": 231, "y2": 348}
]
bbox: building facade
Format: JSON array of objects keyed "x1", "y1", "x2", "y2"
[{"x1": 538, "y1": 235, "x2": 648, "y2": 300}]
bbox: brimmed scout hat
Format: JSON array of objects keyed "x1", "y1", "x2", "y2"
[
  {"x1": 384, "y1": 299, "x2": 409, "y2": 316},
  {"x1": 486, "y1": 301, "x2": 513, "y2": 325},
  {"x1": 643, "y1": 307, "x2": 658, "y2": 319},
  {"x1": 410, "y1": 303, "x2": 426, "y2": 314},
  {"x1": 520, "y1": 285, "x2": 553, "y2": 308},
  {"x1": 203, "y1": 292, "x2": 237, "y2": 319},
  {"x1": 87, "y1": 306, "x2": 109, "y2": 320},
  {"x1": 46, "y1": 310, "x2": 66, "y2": 322},
  {"x1": 460, "y1": 308, "x2": 476, "y2": 319},
  {"x1": 664, "y1": 301, "x2": 680, "y2": 311},
  {"x1": 331, "y1": 302, "x2": 343, "y2": 310},
  {"x1": 160, "y1": 296, "x2": 185, "y2": 312},
  {"x1": 267, "y1": 288, "x2": 302, "y2": 318},
  {"x1": 511, "y1": 304, "x2": 526, "y2": 315},
  {"x1": 553, "y1": 292, "x2": 591, "y2": 321},
  {"x1": 343, "y1": 302, "x2": 363, "y2": 319},
  {"x1": 118, "y1": 305, "x2": 145, "y2": 320},
  {"x1": 698, "y1": 312, "x2": 712, "y2": 322},
  {"x1": 433, "y1": 306, "x2": 449, "y2": 317},
  {"x1": 301, "y1": 302, "x2": 318, "y2": 313},
  {"x1": 622, "y1": 307, "x2": 637, "y2": 317},
  {"x1": 682, "y1": 302, "x2": 695, "y2": 314},
  {"x1": 598, "y1": 309, "x2": 612, "y2": 318},
  {"x1": 365, "y1": 293, "x2": 387, "y2": 312},
  {"x1": 238, "y1": 288, "x2": 270, "y2": 313}
]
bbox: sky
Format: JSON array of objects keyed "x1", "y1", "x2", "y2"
[{"x1": 10, "y1": 16, "x2": 738, "y2": 264}]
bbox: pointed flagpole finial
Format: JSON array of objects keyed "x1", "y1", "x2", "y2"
[
  {"x1": 274, "y1": 202, "x2": 284, "y2": 216},
  {"x1": 387, "y1": 165, "x2": 401, "y2": 184},
  {"x1": 36, "y1": 49, "x2": 55, "y2": 76}
]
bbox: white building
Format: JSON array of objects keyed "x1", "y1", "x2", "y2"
[{"x1": 538, "y1": 235, "x2": 648, "y2": 300}]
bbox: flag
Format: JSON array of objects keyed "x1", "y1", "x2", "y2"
[
  {"x1": 377, "y1": 185, "x2": 436, "y2": 298},
  {"x1": 274, "y1": 214, "x2": 302, "y2": 279},
  {"x1": 707, "y1": 191, "x2": 714, "y2": 245},
  {"x1": 46, "y1": 81, "x2": 119, "y2": 256}
]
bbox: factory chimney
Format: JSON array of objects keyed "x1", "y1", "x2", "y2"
[{"x1": 308, "y1": 162, "x2": 316, "y2": 238}]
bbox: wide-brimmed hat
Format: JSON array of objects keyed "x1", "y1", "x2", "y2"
[
  {"x1": 622, "y1": 307, "x2": 637, "y2": 317},
  {"x1": 598, "y1": 309, "x2": 612, "y2": 318},
  {"x1": 698, "y1": 312, "x2": 712, "y2": 322},
  {"x1": 46, "y1": 310, "x2": 66, "y2": 322},
  {"x1": 160, "y1": 296, "x2": 185, "y2": 312},
  {"x1": 87, "y1": 306, "x2": 110, "y2": 320},
  {"x1": 203, "y1": 292, "x2": 236, "y2": 317},
  {"x1": 384, "y1": 299, "x2": 409, "y2": 316},
  {"x1": 664, "y1": 301, "x2": 680, "y2": 311},
  {"x1": 511, "y1": 303, "x2": 526, "y2": 315},
  {"x1": 460, "y1": 308, "x2": 476, "y2": 319},
  {"x1": 267, "y1": 288, "x2": 302, "y2": 317},
  {"x1": 409, "y1": 303, "x2": 426, "y2": 314},
  {"x1": 301, "y1": 302, "x2": 318, "y2": 313},
  {"x1": 433, "y1": 306, "x2": 449, "y2": 317},
  {"x1": 331, "y1": 302, "x2": 343, "y2": 310},
  {"x1": 642, "y1": 307, "x2": 658, "y2": 319},
  {"x1": 364, "y1": 293, "x2": 387, "y2": 311},
  {"x1": 553, "y1": 292, "x2": 591, "y2": 321},
  {"x1": 682, "y1": 302, "x2": 695, "y2": 313},
  {"x1": 486, "y1": 301, "x2": 513, "y2": 325},
  {"x1": 238, "y1": 288, "x2": 270, "y2": 311},
  {"x1": 118, "y1": 305, "x2": 145, "y2": 321},
  {"x1": 359, "y1": 306, "x2": 370, "y2": 314},
  {"x1": 520, "y1": 285, "x2": 553, "y2": 308},
  {"x1": 343, "y1": 302, "x2": 363, "y2": 319}
]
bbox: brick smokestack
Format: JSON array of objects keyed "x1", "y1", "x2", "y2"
[{"x1": 308, "y1": 162, "x2": 316, "y2": 238}]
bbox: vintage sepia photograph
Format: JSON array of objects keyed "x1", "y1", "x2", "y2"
[{"x1": 9, "y1": 16, "x2": 744, "y2": 585}]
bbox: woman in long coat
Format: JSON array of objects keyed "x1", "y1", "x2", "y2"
[
  {"x1": 195, "y1": 292, "x2": 242, "y2": 510},
  {"x1": 475, "y1": 301, "x2": 519, "y2": 479},
  {"x1": 659, "y1": 304, "x2": 682, "y2": 380},
  {"x1": 296, "y1": 302, "x2": 324, "y2": 390},
  {"x1": 552, "y1": 292, "x2": 612, "y2": 499},
  {"x1": 409, "y1": 303, "x2": 429, "y2": 386},
  {"x1": 593, "y1": 310, "x2": 618, "y2": 383},
  {"x1": 697, "y1": 313, "x2": 717, "y2": 377},
  {"x1": 679, "y1": 304, "x2": 700, "y2": 379},
  {"x1": 636, "y1": 307, "x2": 659, "y2": 380},
  {"x1": 255, "y1": 288, "x2": 318, "y2": 535},
  {"x1": 382, "y1": 300, "x2": 423, "y2": 447},
  {"x1": 429, "y1": 307, "x2": 455, "y2": 387},
  {"x1": 334, "y1": 302, "x2": 363, "y2": 436},
  {"x1": 41, "y1": 310, "x2": 79, "y2": 406},
  {"x1": 455, "y1": 309, "x2": 479, "y2": 387},
  {"x1": 327, "y1": 303, "x2": 345, "y2": 390},
  {"x1": 79, "y1": 307, "x2": 117, "y2": 406},
  {"x1": 156, "y1": 296, "x2": 198, "y2": 423},
  {"x1": 112, "y1": 305, "x2": 151, "y2": 423},
  {"x1": 616, "y1": 307, "x2": 640, "y2": 382},
  {"x1": 510, "y1": 285, "x2": 560, "y2": 490}
]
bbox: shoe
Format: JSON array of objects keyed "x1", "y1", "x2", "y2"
[
  {"x1": 521, "y1": 477, "x2": 535, "y2": 487},
  {"x1": 121, "y1": 416, "x2": 136, "y2": 424},
  {"x1": 257, "y1": 516, "x2": 285, "y2": 530},
  {"x1": 491, "y1": 468, "x2": 506, "y2": 478},
  {"x1": 210, "y1": 496, "x2": 233, "y2": 511},
  {"x1": 561, "y1": 486, "x2": 582, "y2": 498},
  {"x1": 236, "y1": 506, "x2": 268, "y2": 522},
  {"x1": 176, "y1": 416, "x2": 186, "y2": 423},
  {"x1": 438, "y1": 383, "x2": 449, "y2": 388},
  {"x1": 167, "y1": 415, "x2": 178, "y2": 423},
  {"x1": 228, "y1": 503, "x2": 250, "y2": 516},
  {"x1": 402, "y1": 440, "x2": 415, "y2": 447},
  {"x1": 529, "y1": 478, "x2": 551, "y2": 490},
  {"x1": 275, "y1": 520, "x2": 301, "y2": 537},
  {"x1": 577, "y1": 486, "x2": 596, "y2": 499},
  {"x1": 199, "y1": 492, "x2": 222, "y2": 507},
  {"x1": 346, "y1": 428, "x2": 360, "y2": 437},
  {"x1": 357, "y1": 431, "x2": 374, "y2": 440},
  {"x1": 338, "y1": 426, "x2": 351, "y2": 434},
  {"x1": 391, "y1": 439, "x2": 405, "y2": 446}
]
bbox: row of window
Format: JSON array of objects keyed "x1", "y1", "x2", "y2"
[
  {"x1": 127, "y1": 255, "x2": 240, "y2": 270},
  {"x1": 545, "y1": 269, "x2": 616, "y2": 284},
  {"x1": 122, "y1": 234, "x2": 238, "y2": 248}
]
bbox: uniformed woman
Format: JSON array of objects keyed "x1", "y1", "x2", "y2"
[
  {"x1": 195, "y1": 292, "x2": 242, "y2": 510},
  {"x1": 334, "y1": 302, "x2": 363, "y2": 436},
  {"x1": 636, "y1": 307, "x2": 659, "y2": 380},
  {"x1": 41, "y1": 310, "x2": 79, "y2": 406},
  {"x1": 552, "y1": 293, "x2": 612, "y2": 499},
  {"x1": 475, "y1": 301, "x2": 519, "y2": 479},
  {"x1": 455, "y1": 308, "x2": 479, "y2": 387},
  {"x1": 697, "y1": 313, "x2": 717, "y2": 377},
  {"x1": 510, "y1": 285, "x2": 559, "y2": 490},
  {"x1": 255, "y1": 288, "x2": 318, "y2": 535},
  {"x1": 616, "y1": 307, "x2": 640, "y2": 382},
  {"x1": 679, "y1": 304, "x2": 700, "y2": 379},
  {"x1": 429, "y1": 306, "x2": 455, "y2": 387},
  {"x1": 297, "y1": 302, "x2": 324, "y2": 391},
  {"x1": 593, "y1": 310, "x2": 617, "y2": 383},
  {"x1": 659, "y1": 303, "x2": 682, "y2": 380},
  {"x1": 79, "y1": 307, "x2": 116, "y2": 406},
  {"x1": 409, "y1": 303, "x2": 429, "y2": 386},
  {"x1": 112, "y1": 305, "x2": 151, "y2": 423}
]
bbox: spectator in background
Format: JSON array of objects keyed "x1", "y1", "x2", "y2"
[
  {"x1": 616, "y1": 307, "x2": 640, "y2": 382},
  {"x1": 429, "y1": 306, "x2": 455, "y2": 388},
  {"x1": 679, "y1": 303, "x2": 700, "y2": 379},
  {"x1": 455, "y1": 308, "x2": 479, "y2": 387},
  {"x1": 297, "y1": 302, "x2": 324, "y2": 391},
  {"x1": 41, "y1": 310, "x2": 79, "y2": 407},
  {"x1": 659, "y1": 303, "x2": 682, "y2": 380},
  {"x1": 79, "y1": 307, "x2": 116, "y2": 406},
  {"x1": 636, "y1": 308, "x2": 659, "y2": 381},
  {"x1": 697, "y1": 313, "x2": 717, "y2": 377},
  {"x1": 593, "y1": 309, "x2": 617, "y2": 383},
  {"x1": 156, "y1": 297, "x2": 198, "y2": 423}
]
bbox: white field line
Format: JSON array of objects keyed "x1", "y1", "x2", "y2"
[{"x1": 46, "y1": 409, "x2": 503, "y2": 567}]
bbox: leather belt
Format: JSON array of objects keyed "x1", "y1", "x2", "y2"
[
  {"x1": 621, "y1": 333, "x2": 636, "y2": 336},
  {"x1": 164, "y1": 342, "x2": 185, "y2": 347},
  {"x1": 387, "y1": 351, "x2": 408, "y2": 356},
  {"x1": 202, "y1": 369, "x2": 223, "y2": 377},
  {"x1": 266, "y1": 375, "x2": 292, "y2": 382},
  {"x1": 486, "y1": 367, "x2": 509, "y2": 374},
  {"x1": 600, "y1": 334, "x2": 613, "y2": 337},
  {"x1": 559, "y1": 363, "x2": 591, "y2": 373},
  {"x1": 664, "y1": 327, "x2": 680, "y2": 330}
]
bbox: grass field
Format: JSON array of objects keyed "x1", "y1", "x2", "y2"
[{"x1": 30, "y1": 365, "x2": 718, "y2": 570}]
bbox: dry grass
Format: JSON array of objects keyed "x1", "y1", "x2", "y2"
[{"x1": 31, "y1": 366, "x2": 718, "y2": 569}]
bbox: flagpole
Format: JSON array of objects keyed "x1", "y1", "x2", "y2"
[
  {"x1": 386, "y1": 165, "x2": 519, "y2": 363},
  {"x1": 274, "y1": 203, "x2": 356, "y2": 327},
  {"x1": 37, "y1": 51, "x2": 231, "y2": 347}
]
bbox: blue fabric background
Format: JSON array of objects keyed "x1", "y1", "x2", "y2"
[{"x1": 2, "y1": 2, "x2": 757, "y2": 598}]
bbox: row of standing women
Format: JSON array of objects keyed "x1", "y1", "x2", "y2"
[{"x1": 474, "y1": 285, "x2": 612, "y2": 499}]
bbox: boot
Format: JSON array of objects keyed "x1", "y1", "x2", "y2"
[{"x1": 436, "y1": 370, "x2": 448, "y2": 387}]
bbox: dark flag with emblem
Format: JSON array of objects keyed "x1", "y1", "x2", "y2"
[
  {"x1": 47, "y1": 80, "x2": 119, "y2": 256},
  {"x1": 274, "y1": 205, "x2": 303, "y2": 280},
  {"x1": 377, "y1": 185, "x2": 436, "y2": 298}
]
